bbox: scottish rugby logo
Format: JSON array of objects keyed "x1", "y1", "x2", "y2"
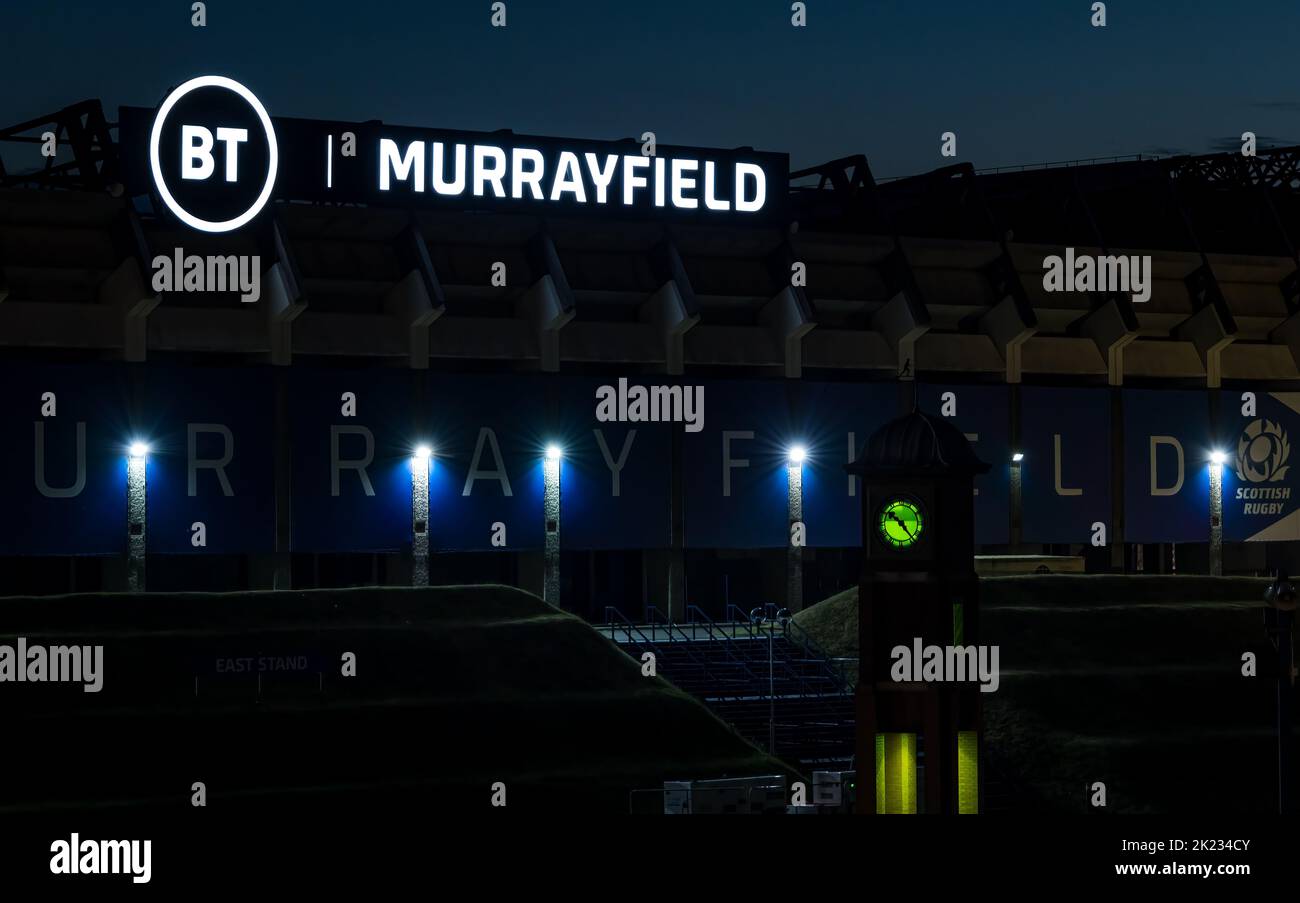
[{"x1": 1236, "y1": 419, "x2": 1290, "y2": 483}]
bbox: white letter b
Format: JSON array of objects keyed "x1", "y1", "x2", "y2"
[{"x1": 182, "y1": 125, "x2": 215, "y2": 181}]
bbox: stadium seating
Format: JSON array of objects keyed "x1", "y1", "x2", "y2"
[{"x1": 599, "y1": 605, "x2": 856, "y2": 768}]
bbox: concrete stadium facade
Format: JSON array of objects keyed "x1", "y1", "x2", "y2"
[{"x1": 2, "y1": 93, "x2": 1299, "y2": 616}]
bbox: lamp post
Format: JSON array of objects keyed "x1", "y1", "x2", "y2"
[
  {"x1": 543, "y1": 444, "x2": 562, "y2": 606},
  {"x1": 126, "y1": 441, "x2": 150, "y2": 592},
  {"x1": 1010, "y1": 452, "x2": 1024, "y2": 550},
  {"x1": 787, "y1": 445, "x2": 806, "y2": 612},
  {"x1": 1265, "y1": 571, "x2": 1296, "y2": 814},
  {"x1": 1209, "y1": 450, "x2": 1226, "y2": 577},
  {"x1": 411, "y1": 445, "x2": 432, "y2": 587},
  {"x1": 750, "y1": 606, "x2": 792, "y2": 756}
]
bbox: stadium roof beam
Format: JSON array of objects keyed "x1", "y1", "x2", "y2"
[
  {"x1": 761, "y1": 238, "x2": 816, "y2": 378},
  {"x1": 869, "y1": 244, "x2": 931, "y2": 377},
  {"x1": 1059, "y1": 169, "x2": 1139, "y2": 385},
  {"x1": 1270, "y1": 314, "x2": 1300, "y2": 373},
  {"x1": 383, "y1": 221, "x2": 445, "y2": 369},
  {"x1": 788, "y1": 155, "x2": 883, "y2": 232},
  {"x1": 1270, "y1": 270, "x2": 1300, "y2": 371},
  {"x1": 1171, "y1": 264, "x2": 1237, "y2": 387},
  {"x1": 517, "y1": 229, "x2": 575, "y2": 372},
  {"x1": 265, "y1": 215, "x2": 306, "y2": 366},
  {"x1": 97, "y1": 208, "x2": 158, "y2": 362},
  {"x1": 1070, "y1": 293, "x2": 1139, "y2": 386},
  {"x1": 1160, "y1": 160, "x2": 1239, "y2": 389},
  {"x1": 640, "y1": 237, "x2": 699, "y2": 375},
  {"x1": 977, "y1": 254, "x2": 1037, "y2": 383},
  {"x1": 0, "y1": 100, "x2": 118, "y2": 192}
]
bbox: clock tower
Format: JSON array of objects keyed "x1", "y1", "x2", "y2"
[{"x1": 847, "y1": 408, "x2": 990, "y2": 814}]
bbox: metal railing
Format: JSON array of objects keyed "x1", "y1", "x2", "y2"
[
  {"x1": 602, "y1": 605, "x2": 742, "y2": 692},
  {"x1": 784, "y1": 616, "x2": 857, "y2": 693},
  {"x1": 601, "y1": 604, "x2": 854, "y2": 700},
  {"x1": 601, "y1": 606, "x2": 658, "y2": 646},
  {"x1": 682, "y1": 605, "x2": 765, "y2": 686}
]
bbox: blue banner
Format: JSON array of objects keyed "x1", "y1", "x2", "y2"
[
  {"x1": 425, "y1": 374, "x2": 547, "y2": 552},
  {"x1": 681, "y1": 380, "x2": 897, "y2": 548},
  {"x1": 1221, "y1": 390, "x2": 1300, "y2": 542},
  {"x1": 553, "y1": 378, "x2": 671, "y2": 550},
  {"x1": 0, "y1": 365, "x2": 129, "y2": 555},
  {"x1": 1021, "y1": 387, "x2": 1111, "y2": 544},
  {"x1": 7, "y1": 369, "x2": 1300, "y2": 556},
  {"x1": 1123, "y1": 389, "x2": 1212, "y2": 543},
  {"x1": 788, "y1": 381, "x2": 897, "y2": 548},
  {"x1": 918, "y1": 384, "x2": 1010, "y2": 544},
  {"x1": 142, "y1": 367, "x2": 275, "y2": 554},
  {"x1": 290, "y1": 369, "x2": 415, "y2": 553},
  {"x1": 682, "y1": 380, "x2": 790, "y2": 549}
]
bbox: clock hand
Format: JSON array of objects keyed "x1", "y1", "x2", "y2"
[{"x1": 888, "y1": 511, "x2": 915, "y2": 537}]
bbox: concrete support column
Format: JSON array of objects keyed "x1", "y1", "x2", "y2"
[
  {"x1": 1075, "y1": 294, "x2": 1138, "y2": 386},
  {"x1": 640, "y1": 281, "x2": 698, "y2": 376},
  {"x1": 543, "y1": 446, "x2": 562, "y2": 605},
  {"x1": 386, "y1": 224, "x2": 445, "y2": 369},
  {"x1": 261, "y1": 370, "x2": 294, "y2": 589},
  {"x1": 521, "y1": 231, "x2": 576, "y2": 373},
  {"x1": 1269, "y1": 268, "x2": 1300, "y2": 379},
  {"x1": 1009, "y1": 385, "x2": 1023, "y2": 550},
  {"x1": 412, "y1": 446, "x2": 431, "y2": 586},
  {"x1": 267, "y1": 217, "x2": 307, "y2": 367},
  {"x1": 979, "y1": 294, "x2": 1036, "y2": 384},
  {"x1": 668, "y1": 422, "x2": 686, "y2": 620},
  {"x1": 0, "y1": 231, "x2": 8, "y2": 303},
  {"x1": 760, "y1": 286, "x2": 816, "y2": 378},
  {"x1": 786, "y1": 449, "x2": 805, "y2": 611},
  {"x1": 980, "y1": 256, "x2": 1037, "y2": 385},
  {"x1": 126, "y1": 444, "x2": 147, "y2": 591},
  {"x1": 1174, "y1": 291, "x2": 1236, "y2": 388},
  {"x1": 871, "y1": 285, "x2": 930, "y2": 384},
  {"x1": 266, "y1": 263, "x2": 305, "y2": 366},
  {"x1": 99, "y1": 257, "x2": 159, "y2": 363},
  {"x1": 1209, "y1": 454, "x2": 1225, "y2": 576},
  {"x1": 1110, "y1": 388, "x2": 1125, "y2": 571},
  {"x1": 646, "y1": 239, "x2": 700, "y2": 376},
  {"x1": 518, "y1": 276, "x2": 574, "y2": 372}
]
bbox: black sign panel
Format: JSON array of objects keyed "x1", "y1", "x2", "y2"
[{"x1": 118, "y1": 76, "x2": 789, "y2": 232}]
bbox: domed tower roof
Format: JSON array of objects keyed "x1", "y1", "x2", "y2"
[{"x1": 847, "y1": 409, "x2": 990, "y2": 475}]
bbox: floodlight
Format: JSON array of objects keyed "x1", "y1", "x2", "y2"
[
  {"x1": 129, "y1": 441, "x2": 150, "y2": 458},
  {"x1": 788, "y1": 445, "x2": 807, "y2": 465},
  {"x1": 1209, "y1": 450, "x2": 1227, "y2": 466},
  {"x1": 546, "y1": 444, "x2": 563, "y2": 461},
  {"x1": 414, "y1": 444, "x2": 432, "y2": 461},
  {"x1": 1011, "y1": 452, "x2": 1024, "y2": 463}
]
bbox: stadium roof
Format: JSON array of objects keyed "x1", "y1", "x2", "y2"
[{"x1": 1, "y1": 98, "x2": 1297, "y2": 386}]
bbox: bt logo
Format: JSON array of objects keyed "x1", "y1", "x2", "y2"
[
  {"x1": 148, "y1": 75, "x2": 278, "y2": 233},
  {"x1": 181, "y1": 124, "x2": 250, "y2": 182}
]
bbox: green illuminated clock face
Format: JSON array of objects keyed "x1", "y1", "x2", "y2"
[{"x1": 878, "y1": 498, "x2": 924, "y2": 549}]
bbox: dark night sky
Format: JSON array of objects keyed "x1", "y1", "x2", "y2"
[{"x1": 2, "y1": 0, "x2": 1298, "y2": 177}]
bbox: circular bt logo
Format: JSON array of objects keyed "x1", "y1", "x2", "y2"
[
  {"x1": 149, "y1": 75, "x2": 278, "y2": 233},
  {"x1": 878, "y1": 497, "x2": 924, "y2": 549}
]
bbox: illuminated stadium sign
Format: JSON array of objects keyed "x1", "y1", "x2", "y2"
[
  {"x1": 147, "y1": 75, "x2": 278, "y2": 233},
  {"x1": 118, "y1": 75, "x2": 788, "y2": 232}
]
